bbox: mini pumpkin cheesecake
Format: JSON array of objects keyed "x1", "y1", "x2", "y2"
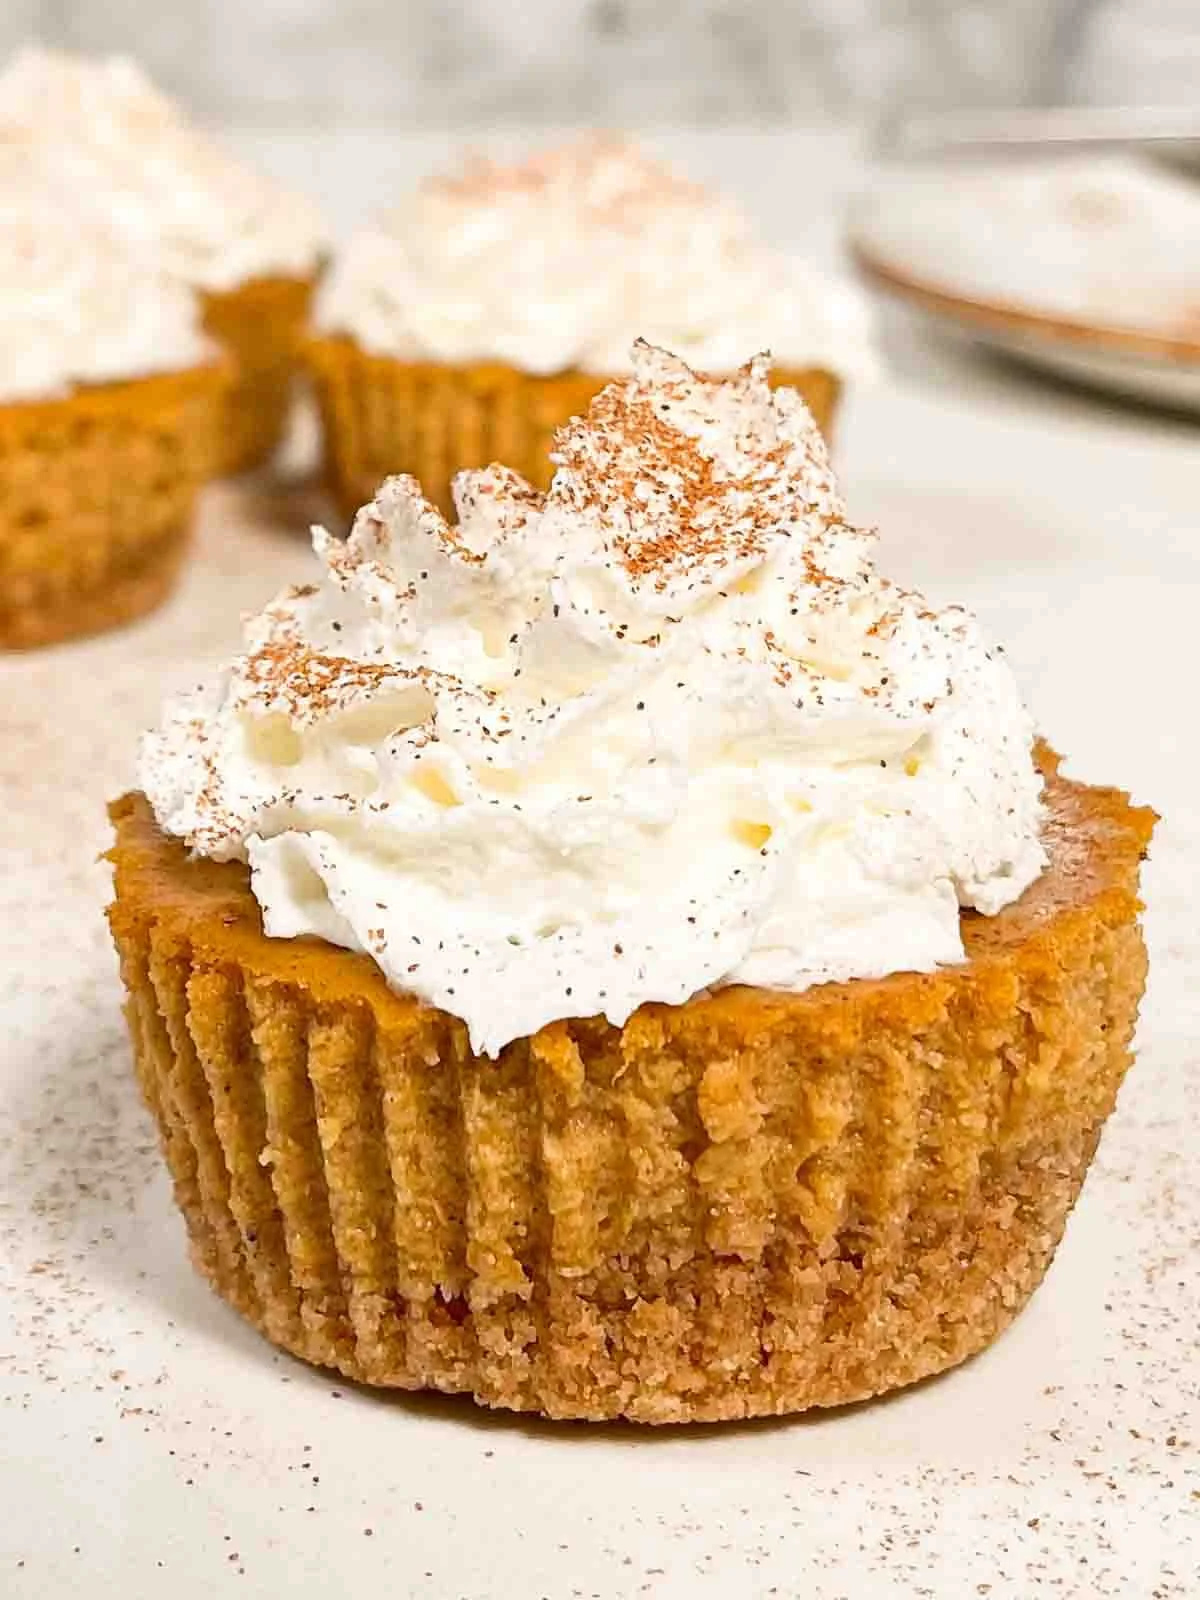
[
  {"x1": 0, "y1": 205, "x2": 224, "y2": 649},
  {"x1": 109, "y1": 345, "x2": 1152, "y2": 1421},
  {"x1": 310, "y1": 135, "x2": 862, "y2": 516},
  {"x1": 0, "y1": 47, "x2": 324, "y2": 474}
]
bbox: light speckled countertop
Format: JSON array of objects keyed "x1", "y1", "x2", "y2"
[
  {"x1": 2, "y1": 130, "x2": 1198, "y2": 1600},
  {"x1": 1, "y1": 373, "x2": 1195, "y2": 1599}
]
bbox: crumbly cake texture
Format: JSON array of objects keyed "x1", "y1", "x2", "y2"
[
  {"x1": 307, "y1": 336, "x2": 841, "y2": 518},
  {"x1": 201, "y1": 276, "x2": 315, "y2": 475},
  {"x1": 107, "y1": 753, "x2": 1153, "y2": 1422},
  {"x1": 0, "y1": 363, "x2": 225, "y2": 650}
]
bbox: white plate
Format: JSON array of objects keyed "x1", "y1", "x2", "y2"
[
  {"x1": 2, "y1": 386, "x2": 1197, "y2": 1599},
  {"x1": 852, "y1": 154, "x2": 1200, "y2": 412}
]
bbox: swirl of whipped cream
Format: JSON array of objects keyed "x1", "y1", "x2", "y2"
[
  {"x1": 0, "y1": 47, "x2": 324, "y2": 292},
  {"x1": 0, "y1": 144, "x2": 214, "y2": 401},
  {"x1": 317, "y1": 134, "x2": 873, "y2": 375},
  {"x1": 142, "y1": 342, "x2": 1044, "y2": 1056}
]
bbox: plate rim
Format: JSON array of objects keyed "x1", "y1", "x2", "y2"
[{"x1": 850, "y1": 237, "x2": 1200, "y2": 368}]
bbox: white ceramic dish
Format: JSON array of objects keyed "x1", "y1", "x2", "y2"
[{"x1": 852, "y1": 154, "x2": 1200, "y2": 412}]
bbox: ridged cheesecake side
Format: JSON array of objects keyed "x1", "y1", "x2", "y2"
[{"x1": 106, "y1": 757, "x2": 1153, "y2": 1422}]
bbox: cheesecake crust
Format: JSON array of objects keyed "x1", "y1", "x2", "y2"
[
  {"x1": 106, "y1": 754, "x2": 1153, "y2": 1421},
  {"x1": 307, "y1": 336, "x2": 842, "y2": 520}
]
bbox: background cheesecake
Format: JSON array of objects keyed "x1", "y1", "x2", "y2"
[
  {"x1": 0, "y1": 47, "x2": 325, "y2": 474},
  {"x1": 310, "y1": 135, "x2": 867, "y2": 516},
  {"x1": 0, "y1": 189, "x2": 224, "y2": 649}
]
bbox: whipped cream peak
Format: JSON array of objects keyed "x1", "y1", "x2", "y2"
[
  {"x1": 142, "y1": 345, "x2": 1045, "y2": 1056},
  {"x1": 421, "y1": 132, "x2": 709, "y2": 220},
  {"x1": 0, "y1": 45, "x2": 175, "y2": 131},
  {"x1": 0, "y1": 175, "x2": 214, "y2": 400},
  {"x1": 317, "y1": 134, "x2": 874, "y2": 377},
  {"x1": 0, "y1": 45, "x2": 324, "y2": 292},
  {"x1": 549, "y1": 341, "x2": 843, "y2": 596}
]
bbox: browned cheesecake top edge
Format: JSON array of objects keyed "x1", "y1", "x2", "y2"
[{"x1": 107, "y1": 751, "x2": 1154, "y2": 1048}]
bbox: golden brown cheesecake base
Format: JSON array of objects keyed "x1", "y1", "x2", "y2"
[
  {"x1": 307, "y1": 337, "x2": 843, "y2": 520},
  {"x1": 106, "y1": 755, "x2": 1153, "y2": 1422},
  {"x1": 201, "y1": 275, "x2": 315, "y2": 476},
  {"x1": 0, "y1": 363, "x2": 225, "y2": 651}
]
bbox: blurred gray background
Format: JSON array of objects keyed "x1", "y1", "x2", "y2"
[{"x1": 2, "y1": 1, "x2": 1195, "y2": 129}]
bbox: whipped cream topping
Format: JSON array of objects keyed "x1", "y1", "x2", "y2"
[
  {"x1": 0, "y1": 146, "x2": 214, "y2": 401},
  {"x1": 318, "y1": 134, "x2": 873, "y2": 375},
  {"x1": 142, "y1": 343, "x2": 1044, "y2": 1056},
  {"x1": 0, "y1": 47, "x2": 324, "y2": 292}
]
